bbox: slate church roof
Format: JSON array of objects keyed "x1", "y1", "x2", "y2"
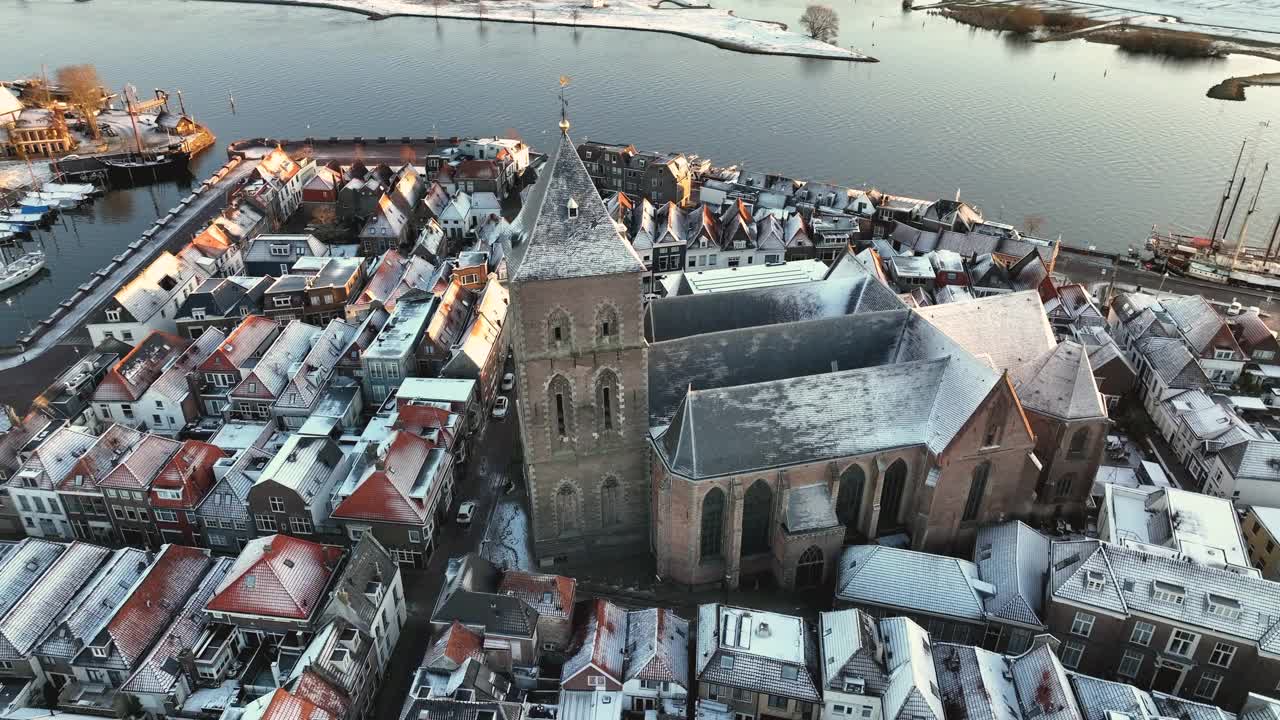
[{"x1": 511, "y1": 131, "x2": 646, "y2": 283}]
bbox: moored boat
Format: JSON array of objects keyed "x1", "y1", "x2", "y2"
[{"x1": 0, "y1": 251, "x2": 45, "y2": 293}]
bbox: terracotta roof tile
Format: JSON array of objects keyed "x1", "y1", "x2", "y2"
[
  {"x1": 99, "y1": 434, "x2": 182, "y2": 491},
  {"x1": 105, "y1": 545, "x2": 212, "y2": 667},
  {"x1": 207, "y1": 535, "x2": 344, "y2": 620},
  {"x1": 92, "y1": 332, "x2": 191, "y2": 402},
  {"x1": 151, "y1": 440, "x2": 226, "y2": 509}
]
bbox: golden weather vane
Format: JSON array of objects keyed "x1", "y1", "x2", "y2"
[{"x1": 558, "y1": 76, "x2": 571, "y2": 133}]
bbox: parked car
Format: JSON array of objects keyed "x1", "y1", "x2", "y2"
[
  {"x1": 501, "y1": 372, "x2": 515, "y2": 391},
  {"x1": 457, "y1": 501, "x2": 476, "y2": 526},
  {"x1": 492, "y1": 396, "x2": 510, "y2": 419}
]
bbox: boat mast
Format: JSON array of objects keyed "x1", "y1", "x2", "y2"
[
  {"x1": 1222, "y1": 166, "x2": 1250, "y2": 250},
  {"x1": 1211, "y1": 139, "x2": 1247, "y2": 240},
  {"x1": 1265, "y1": 210, "x2": 1280, "y2": 262},
  {"x1": 1231, "y1": 163, "x2": 1268, "y2": 269},
  {"x1": 124, "y1": 85, "x2": 146, "y2": 158}
]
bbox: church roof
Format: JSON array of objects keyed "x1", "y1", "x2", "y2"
[
  {"x1": 1011, "y1": 341, "x2": 1106, "y2": 421},
  {"x1": 511, "y1": 131, "x2": 646, "y2": 282}
]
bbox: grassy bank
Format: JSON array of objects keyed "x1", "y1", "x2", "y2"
[
  {"x1": 939, "y1": 4, "x2": 1098, "y2": 34},
  {"x1": 1101, "y1": 27, "x2": 1219, "y2": 57}
]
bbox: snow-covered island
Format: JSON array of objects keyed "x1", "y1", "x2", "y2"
[{"x1": 202, "y1": 0, "x2": 877, "y2": 61}]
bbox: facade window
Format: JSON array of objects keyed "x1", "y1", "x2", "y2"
[
  {"x1": 549, "y1": 375, "x2": 573, "y2": 439},
  {"x1": 154, "y1": 510, "x2": 177, "y2": 523},
  {"x1": 983, "y1": 400, "x2": 1005, "y2": 447},
  {"x1": 837, "y1": 465, "x2": 865, "y2": 529},
  {"x1": 269, "y1": 496, "x2": 286, "y2": 513},
  {"x1": 1118, "y1": 650, "x2": 1143, "y2": 679},
  {"x1": 1209, "y1": 642, "x2": 1236, "y2": 668},
  {"x1": 555, "y1": 484, "x2": 578, "y2": 536},
  {"x1": 1153, "y1": 581, "x2": 1186, "y2": 605},
  {"x1": 1069, "y1": 428, "x2": 1089, "y2": 458},
  {"x1": 1168, "y1": 629, "x2": 1199, "y2": 658},
  {"x1": 1194, "y1": 673, "x2": 1223, "y2": 701},
  {"x1": 1054, "y1": 472, "x2": 1077, "y2": 499},
  {"x1": 767, "y1": 696, "x2": 788, "y2": 710},
  {"x1": 600, "y1": 476, "x2": 621, "y2": 527},
  {"x1": 289, "y1": 517, "x2": 313, "y2": 535},
  {"x1": 255, "y1": 514, "x2": 277, "y2": 532},
  {"x1": 596, "y1": 305, "x2": 618, "y2": 343},
  {"x1": 700, "y1": 487, "x2": 725, "y2": 561},
  {"x1": 122, "y1": 406, "x2": 134, "y2": 419},
  {"x1": 548, "y1": 310, "x2": 571, "y2": 349},
  {"x1": 1060, "y1": 641, "x2": 1085, "y2": 669},
  {"x1": 741, "y1": 480, "x2": 772, "y2": 557},
  {"x1": 105, "y1": 309, "x2": 121, "y2": 322},
  {"x1": 1070, "y1": 612, "x2": 1095, "y2": 638},
  {"x1": 962, "y1": 462, "x2": 989, "y2": 522},
  {"x1": 408, "y1": 529, "x2": 421, "y2": 543},
  {"x1": 596, "y1": 371, "x2": 619, "y2": 433}
]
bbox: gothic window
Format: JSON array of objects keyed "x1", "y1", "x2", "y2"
[
  {"x1": 548, "y1": 375, "x2": 574, "y2": 439},
  {"x1": 837, "y1": 465, "x2": 866, "y2": 528},
  {"x1": 596, "y1": 305, "x2": 619, "y2": 344},
  {"x1": 700, "y1": 488, "x2": 725, "y2": 562},
  {"x1": 1055, "y1": 472, "x2": 1078, "y2": 500},
  {"x1": 984, "y1": 399, "x2": 1006, "y2": 447},
  {"x1": 600, "y1": 476, "x2": 621, "y2": 526},
  {"x1": 881, "y1": 459, "x2": 908, "y2": 528},
  {"x1": 963, "y1": 462, "x2": 990, "y2": 522},
  {"x1": 556, "y1": 484, "x2": 579, "y2": 535},
  {"x1": 547, "y1": 309, "x2": 571, "y2": 351},
  {"x1": 741, "y1": 480, "x2": 772, "y2": 557},
  {"x1": 1069, "y1": 429, "x2": 1090, "y2": 458},
  {"x1": 796, "y1": 546, "x2": 824, "y2": 588},
  {"x1": 596, "y1": 370, "x2": 620, "y2": 433}
]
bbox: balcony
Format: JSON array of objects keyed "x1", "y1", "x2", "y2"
[{"x1": 58, "y1": 680, "x2": 119, "y2": 716}]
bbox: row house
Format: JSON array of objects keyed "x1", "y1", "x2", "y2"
[
  {"x1": 1110, "y1": 292, "x2": 1245, "y2": 389},
  {"x1": 818, "y1": 611, "x2": 945, "y2": 720},
  {"x1": 149, "y1": 440, "x2": 227, "y2": 545},
  {"x1": 87, "y1": 250, "x2": 207, "y2": 347},
  {"x1": 345, "y1": 249, "x2": 436, "y2": 322},
  {"x1": 211, "y1": 197, "x2": 270, "y2": 246},
  {"x1": 138, "y1": 327, "x2": 226, "y2": 435},
  {"x1": 175, "y1": 276, "x2": 272, "y2": 339},
  {"x1": 197, "y1": 314, "x2": 282, "y2": 416},
  {"x1": 319, "y1": 533, "x2": 407, "y2": 673},
  {"x1": 248, "y1": 433, "x2": 351, "y2": 539},
  {"x1": 55, "y1": 544, "x2": 214, "y2": 713},
  {"x1": 361, "y1": 296, "x2": 438, "y2": 405},
  {"x1": 196, "y1": 445, "x2": 271, "y2": 551},
  {"x1": 559, "y1": 599, "x2": 690, "y2": 720},
  {"x1": 8, "y1": 425, "x2": 99, "y2": 539},
  {"x1": 330, "y1": 429, "x2": 454, "y2": 567},
  {"x1": 440, "y1": 276, "x2": 510, "y2": 410},
  {"x1": 1045, "y1": 537, "x2": 1280, "y2": 709},
  {"x1": 229, "y1": 320, "x2": 322, "y2": 422},
  {"x1": 695, "y1": 604, "x2": 822, "y2": 720},
  {"x1": 404, "y1": 622, "x2": 511, "y2": 709},
  {"x1": 33, "y1": 338, "x2": 133, "y2": 429},
  {"x1": 458, "y1": 137, "x2": 531, "y2": 186},
  {"x1": 241, "y1": 146, "x2": 317, "y2": 229},
  {"x1": 264, "y1": 257, "x2": 366, "y2": 326},
  {"x1": 359, "y1": 193, "x2": 411, "y2": 255},
  {"x1": 273, "y1": 319, "x2": 359, "y2": 430},
  {"x1": 579, "y1": 141, "x2": 693, "y2": 206},
  {"x1": 301, "y1": 163, "x2": 342, "y2": 223},
  {"x1": 90, "y1": 331, "x2": 191, "y2": 431},
  {"x1": 56, "y1": 424, "x2": 143, "y2": 544},
  {"x1": 1232, "y1": 310, "x2": 1280, "y2": 390},
  {"x1": 430, "y1": 554, "x2": 541, "y2": 677},
  {"x1": 244, "y1": 233, "x2": 330, "y2": 277},
  {"x1": 1097, "y1": 484, "x2": 1250, "y2": 571},
  {"x1": 95, "y1": 433, "x2": 182, "y2": 547},
  {"x1": 186, "y1": 221, "x2": 247, "y2": 278}
]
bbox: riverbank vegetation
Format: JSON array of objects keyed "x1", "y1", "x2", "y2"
[
  {"x1": 939, "y1": 4, "x2": 1097, "y2": 34},
  {"x1": 1104, "y1": 28, "x2": 1218, "y2": 57}
]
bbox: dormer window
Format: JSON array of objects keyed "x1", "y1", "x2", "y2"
[
  {"x1": 567, "y1": 198, "x2": 579, "y2": 220},
  {"x1": 1152, "y1": 581, "x2": 1186, "y2": 605},
  {"x1": 191, "y1": 308, "x2": 207, "y2": 320},
  {"x1": 1085, "y1": 570, "x2": 1106, "y2": 592},
  {"x1": 1207, "y1": 593, "x2": 1242, "y2": 620},
  {"x1": 90, "y1": 644, "x2": 109, "y2": 658},
  {"x1": 105, "y1": 309, "x2": 121, "y2": 323}
]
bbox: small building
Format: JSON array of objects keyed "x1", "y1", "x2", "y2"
[
  {"x1": 175, "y1": 276, "x2": 272, "y2": 340},
  {"x1": 248, "y1": 433, "x2": 350, "y2": 539},
  {"x1": 1242, "y1": 505, "x2": 1280, "y2": 579},
  {"x1": 243, "y1": 234, "x2": 330, "y2": 277},
  {"x1": 149, "y1": 439, "x2": 227, "y2": 545},
  {"x1": 694, "y1": 604, "x2": 821, "y2": 720},
  {"x1": 88, "y1": 250, "x2": 208, "y2": 346}
]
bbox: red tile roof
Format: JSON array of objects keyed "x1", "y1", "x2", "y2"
[
  {"x1": 207, "y1": 535, "x2": 345, "y2": 620},
  {"x1": 293, "y1": 669, "x2": 351, "y2": 719},
  {"x1": 98, "y1": 434, "x2": 182, "y2": 491},
  {"x1": 257, "y1": 688, "x2": 336, "y2": 720},
  {"x1": 57, "y1": 424, "x2": 144, "y2": 492},
  {"x1": 151, "y1": 440, "x2": 226, "y2": 509},
  {"x1": 106, "y1": 545, "x2": 212, "y2": 667},
  {"x1": 423, "y1": 621, "x2": 484, "y2": 671},
  {"x1": 331, "y1": 431, "x2": 432, "y2": 525},
  {"x1": 92, "y1": 332, "x2": 191, "y2": 402},
  {"x1": 191, "y1": 223, "x2": 233, "y2": 256},
  {"x1": 498, "y1": 571, "x2": 576, "y2": 622},
  {"x1": 456, "y1": 159, "x2": 499, "y2": 180},
  {"x1": 199, "y1": 315, "x2": 280, "y2": 374}
]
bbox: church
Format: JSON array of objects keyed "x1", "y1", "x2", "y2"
[{"x1": 507, "y1": 121, "x2": 1106, "y2": 589}]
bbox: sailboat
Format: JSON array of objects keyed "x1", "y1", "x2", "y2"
[
  {"x1": 101, "y1": 86, "x2": 187, "y2": 178},
  {"x1": 1147, "y1": 141, "x2": 1280, "y2": 290},
  {"x1": 0, "y1": 251, "x2": 45, "y2": 293}
]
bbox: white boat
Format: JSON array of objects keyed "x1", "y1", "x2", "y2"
[
  {"x1": 0, "y1": 251, "x2": 45, "y2": 293},
  {"x1": 0, "y1": 212, "x2": 44, "y2": 224},
  {"x1": 0, "y1": 223, "x2": 29, "y2": 235},
  {"x1": 43, "y1": 182, "x2": 99, "y2": 196},
  {"x1": 22, "y1": 194, "x2": 81, "y2": 210}
]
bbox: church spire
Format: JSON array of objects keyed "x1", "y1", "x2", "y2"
[{"x1": 558, "y1": 75, "x2": 571, "y2": 135}]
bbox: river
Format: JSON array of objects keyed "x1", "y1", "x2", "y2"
[{"x1": 0, "y1": 0, "x2": 1279, "y2": 347}]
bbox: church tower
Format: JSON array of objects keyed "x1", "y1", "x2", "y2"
[{"x1": 508, "y1": 120, "x2": 651, "y2": 567}]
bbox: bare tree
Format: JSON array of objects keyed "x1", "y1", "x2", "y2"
[
  {"x1": 432, "y1": 0, "x2": 443, "y2": 17},
  {"x1": 799, "y1": 4, "x2": 840, "y2": 43},
  {"x1": 571, "y1": 7, "x2": 580, "y2": 26},
  {"x1": 55, "y1": 64, "x2": 104, "y2": 140},
  {"x1": 530, "y1": 5, "x2": 536, "y2": 22},
  {"x1": 476, "y1": 1, "x2": 486, "y2": 21}
]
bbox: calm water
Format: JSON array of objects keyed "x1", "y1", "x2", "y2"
[{"x1": 1, "y1": 0, "x2": 1279, "y2": 343}]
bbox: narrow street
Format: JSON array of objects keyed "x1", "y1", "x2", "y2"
[{"x1": 373, "y1": 390, "x2": 520, "y2": 720}]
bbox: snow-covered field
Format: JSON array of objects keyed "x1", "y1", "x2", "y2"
[
  {"x1": 483, "y1": 497, "x2": 534, "y2": 572},
  {"x1": 215, "y1": 0, "x2": 874, "y2": 60}
]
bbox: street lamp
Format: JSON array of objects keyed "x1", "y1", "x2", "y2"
[{"x1": 1159, "y1": 272, "x2": 1169, "y2": 293}]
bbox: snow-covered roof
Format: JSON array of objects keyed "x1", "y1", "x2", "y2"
[
  {"x1": 563, "y1": 598, "x2": 628, "y2": 684},
  {"x1": 511, "y1": 131, "x2": 646, "y2": 282},
  {"x1": 837, "y1": 545, "x2": 987, "y2": 622},
  {"x1": 1012, "y1": 341, "x2": 1106, "y2": 421},
  {"x1": 974, "y1": 521, "x2": 1050, "y2": 628},
  {"x1": 1101, "y1": 485, "x2": 1249, "y2": 570},
  {"x1": 914, "y1": 291, "x2": 1056, "y2": 373},
  {"x1": 207, "y1": 534, "x2": 344, "y2": 620}
]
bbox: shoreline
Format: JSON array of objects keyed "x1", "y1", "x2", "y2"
[
  {"x1": 1207, "y1": 71, "x2": 1280, "y2": 100},
  {"x1": 193, "y1": 0, "x2": 880, "y2": 62}
]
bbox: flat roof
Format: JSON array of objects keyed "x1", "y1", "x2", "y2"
[
  {"x1": 397, "y1": 377, "x2": 476, "y2": 404},
  {"x1": 364, "y1": 299, "x2": 435, "y2": 360},
  {"x1": 680, "y1": 260, "x2": 830, "y2": 295},
  {"x1": 1105, "y1": 484, "x2": 1249, "y2": 569},
  {"x1": 210, "y1": 422, "x2": 270, "y2": 451}
]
